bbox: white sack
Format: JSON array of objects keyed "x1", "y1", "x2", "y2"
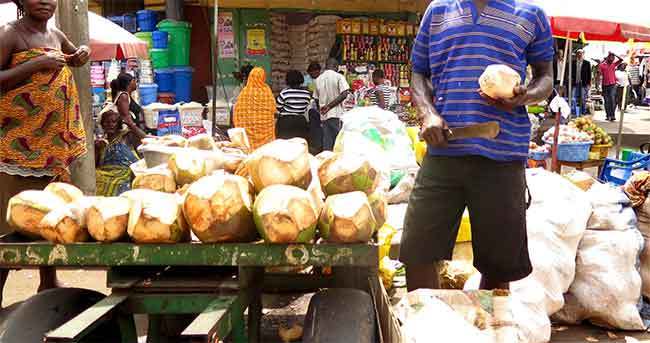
[
  {"x1": 586, "y1": 182, "x2": 638, "y2": 231},
  {"x1": 553, "y1": 229, "x2": 645, "y2": 330}
]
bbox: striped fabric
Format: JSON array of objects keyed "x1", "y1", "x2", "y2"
[
  {"x1": 276, "y1": 88, "x2": 312, "y2": 119},
  {"x1": 411, "y1": 0, "x2": 554, "y2": 161},
  {"x1": 368, "y1": 84, "x2": 394, "y2": 109}
]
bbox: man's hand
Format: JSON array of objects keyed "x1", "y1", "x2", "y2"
[
  {"x1": 420, "y1": 112, "x2": 449, "y2": 148},
  {"x1": 480, "y1": 85, "x2": 528, "y2": 113}
]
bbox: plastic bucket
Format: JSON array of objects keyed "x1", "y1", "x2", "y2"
[
  {"x1": 135, "y1": 32, "x2": 153, "y2": 49},
  {"x1": 108, "y1": 15, "x2": 123, "y2": 27},
  {"x1": 150, "y1": 48, "x2": 169, "y2": 69},
  {"x1": 155, "y1": 69, "x2": 174, "y2": 93},
  {"x1": 158, "y1": 92, "x2": 176, "y2": 105},
  {"x1": 152, "y1": 31, "x2": 168, "y2": 49},
  {"x1": 139, "y1": 84, "x2": 158, "y2": 106},
  {"x1": 136, "y1": 10, "x2": 157, "y2": 32},
  {"x1": 545, "y1": 140, "x2": 593, "y2": 162},
  {"x1": 122, "y1": 14, "x2": 137, "y2": 33},
  {"x1": 173, "y1": 67, "x2": 193, "y2": 103},
  {"x1": 179, "y1": 101, "x2": 204, "y2": 127},
  {"x1": 157, "y1": 20, "x2": 191, "y2": 66},
  {"x1": 92, "y1": 87, "x2": 106, "y2": 105}
]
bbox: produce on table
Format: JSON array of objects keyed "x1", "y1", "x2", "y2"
[
  {"x1": 168, "y1": 151, "x2": 207, "y2": 186},
  {"x1": 44, "y1": 182, "x2": 84, "y2": 204},
  {"x1": 319, "y1": 191, "x2": 378, "y2": 243},
  {"x1": 186, "y1": 133, "x2": 217, "y2": 151},
  {"x1": 478, "y1": 64, "x2": 522, "y2": 99},
  {"x1": 184, "y1": 173, "x2": 258, "y2": 243},
  {"x1": 542, "y1": 125, "x2": 592, "y2": 144},
  {"x1": 39, "y1": 204, "x2": 89, "y2": 244},
  {"x1": 6, "y1": 190, "x2": 67, "y2": 239},
  {"x1": 529, "y1": 142, "x2": 551, "y2": 154},
  {"x1": 228, "y1": 128, "x2": 251, "y2": 153},
  {"x1": 571, "y1": 117, "x2": 613, "y2": 146},
  {"x1": 86, "y1": 196, "x2": 131, "y2": 242},
  {"x1": 253, "y1": 185, "x2": 319, "y2": 243},
  {"x1": 132, "y1": 166, "x2": 177, "y2": 193},
  {"x1": 122, "y1": 189, "x2": 189, "y2": 243},
  {"x1": 318, "y1": 152, "x2": 380, "y2": 196},
  {"x1": 246, "y1": 138, "x2": 312, "y2": 193}
]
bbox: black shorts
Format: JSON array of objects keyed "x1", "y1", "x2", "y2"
[{"x1": 399, "y1": 155, "x2": 532, "y2": 282}]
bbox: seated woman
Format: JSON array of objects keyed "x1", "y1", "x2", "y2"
[
  {"x1": 276, "y1": 70, "x2": 311, "y2": 140},
  {"x1": 95, "y1": 105, "x2": 144, "y2": 196}
]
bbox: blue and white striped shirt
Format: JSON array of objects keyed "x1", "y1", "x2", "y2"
[{"x1": 411, "y1": 0, "x2": 554, "y2": 161}]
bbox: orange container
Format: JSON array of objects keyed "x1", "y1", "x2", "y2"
[
  {"x1": 369, "y1": 20, "x2": 380, "y2": 35},
  {"x1": 351, "y1": 20, "x2": 362, "y2": 34}
]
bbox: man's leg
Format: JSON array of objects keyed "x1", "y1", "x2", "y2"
[
  {"x1": 399, "y1": 155, "x2": 466, "y2": 291},
  {"x1": 308, "y1": 109, "x2": 323, "y2": 154},
  {"x1": 466, "y1": 157, "x2": 531, "y2": 291},
  {"x1": 604, "y1": 85, "x2": 615, "y2": 119},
  {"x1": 322, "y1": 118, "x2": 342, "y2": 151}
]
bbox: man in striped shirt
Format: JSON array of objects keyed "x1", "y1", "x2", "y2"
[
  {"x1": 276, "y1": 70, "x2": 312, "y2": 140},
  {"x1": 368, "y1": 69, "x2": 394, "y2": 109},
  {"x1": 400, "y1": 0, "x2": 554, "y2": 291}
]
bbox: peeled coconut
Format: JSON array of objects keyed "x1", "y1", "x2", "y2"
[
  {"x1": 6, "y1": 191, "x2": 67, "y2": 239},
  {"x1": 228, "y1": 128, "x2": 251, "y2": 152},
  {"x1": 39, "y1": 205, "x2": 89, "y2": 244},
  {"x1": 478, "y1": 64, "x2": 521, "y2": 99},
  {"x1": 183, "y1": 173, "x2": 257, "y2": 243},
  {"x1": 122, "y1": 189, "x2": 188, "y2": 244},
  {"x1": 86, "y1": 197, "x2": 131, "y2": 242},
  {"x1": 44, "y1": 182, "x2": 84, "y2": 203},
  {"x1": 159, "y1": 135, "x2": 187, "y2": 147},
  {"x1": 253, "y1": 185, "x2": 319, "y2": 243},
  {"x1": 132, "y1": 166, "x2": 177, "y2": 193},
  {"x1": 168, "y1": 151, "x2": 207, "y2": 186},
  {"x1": 246, "y1": 138, "x2": 312, "y2": 193},
  {"x1": 318, "y1": 152, "x2": 380, "y2": 196},
  {"x1": 187, "y1": 134, "x2": 217, "y2": 151},
  {"x1": 319, "y1": 191, "x2": 377, "y2": 243}
]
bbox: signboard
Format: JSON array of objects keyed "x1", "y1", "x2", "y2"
[
  {"x1": 218, "y1": 12, "x2": 235, "y2": 58},
  {"x1": 246, "y1": 29, "x2": 267, "y2": 56}
]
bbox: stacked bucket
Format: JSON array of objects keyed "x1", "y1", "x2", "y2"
[
  {"x1": 155, "y1": 20, "x2": 193, "y2": 104},
  {"x1": 135, "y1": 10, "x2": 159, "y2": 106}
]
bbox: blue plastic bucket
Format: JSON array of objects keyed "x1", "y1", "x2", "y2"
[
  {"x1": 139, "y1": 84, "x2": 158, "y2": 106},
  {"x1": 136, "y1": 10, "x2": 157, "y2": 32},
  {"x1": 173, "y1": 67, "x2": 193, "y2": 103},
  {"x1": 545, "y1": 139, "x2": 593, "y2": 162},
  {"x1": 155, "y1": 69, "x2": 174, "y2": 93},
  {"x1": 92, "y1": 87, "x2": 106, "y2": 105},
  {"x1": 122, "y1": 14, "x2": 137, "y2": 33},
  {"x1": 152, "y1": 31, "x2": 168, "y2": 49}
]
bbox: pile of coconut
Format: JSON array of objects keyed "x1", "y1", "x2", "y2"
[{"x1": 6, "y1": 133, "x2": 387, "y2": 245}]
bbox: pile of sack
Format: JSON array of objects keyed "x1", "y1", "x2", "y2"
[
  {"x1": 306, "y1": 15, "x2": 340, "y2": 68},
  {"x1": 270, "y1": 13, "x2": 290, "y2": 94}
]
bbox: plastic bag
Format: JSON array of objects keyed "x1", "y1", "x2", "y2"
[
  {"x1": 334, "y1": 106, "x2": 418, "y2": 193},
  {"x1": 386, "y1": 169, "x2": 417, "y2": 204},
  {"x1": 636, "y1": 199, "x2": 650, "y2": 298},
  {"x1": 553, "y1": 229, "x2": 646, "y2": 330},
  {"x1": 586, "y1": 183, "x2": 638, "y2": 231}
]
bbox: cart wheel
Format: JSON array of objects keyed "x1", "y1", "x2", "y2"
[
  {"x1": 303, "y1": 288, "x2": 377, "y2": 343},
  {"x1": 0, "y1": 288, "x2": 123, "y2": 343}
]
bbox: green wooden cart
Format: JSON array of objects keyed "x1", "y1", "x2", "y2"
[{"x1": 0, "y1": 232, "x2": 400, "y2": 342}]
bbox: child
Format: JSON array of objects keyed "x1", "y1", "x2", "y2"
[{"x1": 369, "y1": 69, "x2": 393, "y2": 110}]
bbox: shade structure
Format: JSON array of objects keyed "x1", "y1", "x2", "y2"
[
  {"x1": 0, "y1": 2, "x2": 148, "y2": 61},
  {"x1": 532, "y1": 0, "x2": 650, "y2": 42}
]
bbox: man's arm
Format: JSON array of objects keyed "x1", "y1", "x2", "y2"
[
  {"x1": 412, "y1": 72, "x2": 448, "y2": 147},
  {"x1": 320, "y1": 89, "x2": 351, "y2": 114}
]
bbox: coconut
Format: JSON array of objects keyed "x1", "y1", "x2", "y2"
[
  {"x1": 307, "y1": 156, "x2": 325, "y2": 213},
  {"x1": 319, "y1": 192, "x2": 377, "y2": 243},
  {"x1": 479, "y1": 64, "x2": 521, "y2": 99},
  {"x1": 39, "y1": 205, "x2": 89, "y2": 244},
  {"x1": 168, "y1": 151, "x2": 207, "y2": 186},
  {"x1": 228, "y1": 128, "x2": 251, "y2": 152},
  {"x1": 44, "y1": 182, "x2": 84, "y2": 203},
  {"x1": 187, "y1": 134, "x2": 217, "y2": 151},
  {"x1": 318, "y1": 152, "x2": 380, "y2": 196},
  {"x1": 121, "y1": 189, "x2": 188, "y2": 244},
  {"x1": 132, "y1": 166, "x2": 177, "y2": 193},
  {"x1": 6, "y1": 191, "x2": 67, "y2": 239},
  {"x1": 86, "y1": 197, "x2": 131, "y2": 242},
  {"x1": 183, "y1": 173, "x2": 257, "y2": 243},
  {"x1": 253, "y1": 185, "x2": 319, "y2": 243},
  {"x1": 159, "y1": 135, "x2": 188, "y2": 147},
  {"x1": 246, "y1": 138, "x2": 311, "y2": 193},
  {"x1": 368, "y1": 192, "x2": 387, "y2": 229}
]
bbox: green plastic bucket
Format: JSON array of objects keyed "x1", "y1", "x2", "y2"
[
  {"x1": 135, "y1": 31, "x2": 153, "y2": 49},
  {"x1": 150, "y1": 48, "x2": 169, "y2": 69},
  {"x1": 622, "y1": 148, "x2": 634, "y2": 161},
  {"x1": 156, "y1": 20, "x2": 191, "y2": 66}
]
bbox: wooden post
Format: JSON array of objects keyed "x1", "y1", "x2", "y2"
[{"x1": 55, "y1": 1, "x2": 96, "y2": 195}]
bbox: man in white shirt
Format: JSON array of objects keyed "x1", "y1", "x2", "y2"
[
  {"x1": 616, "y1": 63, "x2": 630, "y2": 111},
  {"x1": 313, "y1": 59, "x2": 351, "y2": 151}
]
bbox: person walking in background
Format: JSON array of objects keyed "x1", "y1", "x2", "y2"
[
  {"x1": 312, "y1": 58, "x2": 351, "y2": 151},
  {"x1": 304, "y1": 62, "x2": 322, "y2": 93},
  {"x1": 615, "y1": 63, "x2": 630, "y2": 112},
  {"x1": 555, "y1": 49, "x2": 566, "y2": 96},
  {"x1": 111, "y1": 72, "x2": 147, "y2": 134},
  {"x1": 570, "y1": 49, "x2": 591, "y2": 115},
  {"x1": 233, "y1": 67, "x2": 276, "y2": 149},
  {"x1": 305, "y1": 62, "x2": 323, "y2": 154},
  {"x1": 368, "y1": 69, "x2": 393, "y2": 110},
  {"x1": 628, "y1": 59, "x2": 643, "y2": 106},
  {"x1": 276, "y1": 70, "x2": 311, "y2": 140},
  {"x1": 599, "y1": 52, "x2": 623, "y2": 121},
  {"x1": 0, "y1": 0, "x2": 90, "y2": 297}
]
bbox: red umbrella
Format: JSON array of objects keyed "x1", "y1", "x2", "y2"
[{"x1": 0, "y1": 2, "x2": 148, "y2": 61}]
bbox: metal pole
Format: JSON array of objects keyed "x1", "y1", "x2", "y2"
[
  {"x1": 211, "y1": 0, "x2": 219, "y2": 137},
  {"x1": 616, "y1": 40, "x2": 634, "y2": 159},
  {"x1": 567, "y1": 40, "x2": 573, "y2": 119}
]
